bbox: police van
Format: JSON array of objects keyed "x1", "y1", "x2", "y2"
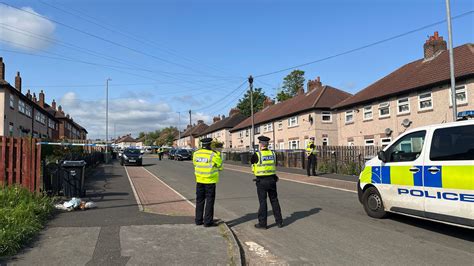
[{"x1": 358, "y1": 111, "x2": 473, "y2": 228}]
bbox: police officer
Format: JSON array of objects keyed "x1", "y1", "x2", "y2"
[
  {"x1": 251, "y1": 136, "x2": 283, "y2": 229},
  {"x1": 158, "y1": 147, "x2": 163, "y2": 160},
  {"x1": 306, "y1": 137, "x2": 317, "y2": 176},
  {"x1": 193, "y1": 138, "x2": 223, "y2": 227}
]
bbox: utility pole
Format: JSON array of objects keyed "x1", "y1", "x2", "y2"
[
  {"x1": 105, "y1": 78, "x2": 111, "y2": 163},
  {"x1": 177, "y1": 111, "x2": 181, "y2": 147},
  {"x1": 249, "y1": 75, "x2": 255, "y2": 151},
  {"x1": 189, "y1": 110, "x2": 192, "y2": 127},
  {"x1": 445, "y1": 0, "x2": 457, "y2": 121}
]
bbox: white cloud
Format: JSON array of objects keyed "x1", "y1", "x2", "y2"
[
  {"x1": 0, "y1": 6, "x2": 56, "y2": 51},
  {"x1": 57, "y1": 92, "x2": 211, "y2": 140}
]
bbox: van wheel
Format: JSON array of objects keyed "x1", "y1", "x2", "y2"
[{"x1": 362, "y1": 187, "x2": 388, "y2": 219}]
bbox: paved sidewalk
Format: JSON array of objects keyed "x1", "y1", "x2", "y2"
[{"x1": 4, "y1": 161, "x2": 238, "y2": 265}]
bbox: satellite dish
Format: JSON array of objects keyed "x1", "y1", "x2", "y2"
[
  {"x1": 401, "y1": 119, "x2": 412, "y2": 128},
  {"x1": 384, "y1": 128, "x2": 393, "y2": 136}
]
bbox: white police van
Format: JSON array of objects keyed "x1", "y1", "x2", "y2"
[{"x1": 358, "y1": 111, "x2": 474, "y2": 228}]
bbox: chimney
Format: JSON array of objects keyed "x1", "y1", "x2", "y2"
[
  {"x1": 221, "y1": 115, "x2": 225, "y2": 120},
  {"x1": 307, "y1": 76, "x2": 322, "y2": 92},
  {"x1": 52, "y1": 99, "x2": 57, "y2": 110},
  {"x1": 0, "y1": 57, "x2": 4, "y2": 81},
  {"x1": 213, "y1": 116, "x2": 221, "y2": 123},
  {"x1": 39, "y1": 90, "x2": 45, "y2": 108},
  {"x1": 33, "y1": 93, "x2": 37, "y2": 103},
  {"x1": 263, "y1": 97, "x2": 274, "y2": 108},
  {"x1": 15, "y1": 72, "x2": 22, "y2": 92},
  {"x1": 197, "y1": 120, "x2": 204, "y2": 124},
  {"x1": 297, "y1": 86, "x2": 305, "y2": 95},
  {"x1": 26, "y1": 89, "x2": 32, "y2": 100},
  {"x1": 423, "y1": 31, "x2": 447, "y2": 60},
  {"x1": 229, "y1": 108, "x2": 240, "y2": 117},
  {"x1": 58, "y1": 105, "x2": 63, "y2": 114},
  {"x1": 66, "y1": 114, "x2": 70, "y2": 119}
]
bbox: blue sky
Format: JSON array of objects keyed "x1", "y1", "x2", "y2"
[{"x1": 1, "y1": 0, "x2": 473, "y2": 139}]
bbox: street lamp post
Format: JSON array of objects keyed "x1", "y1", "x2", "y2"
[
  {"x1": 105, "y1": 78, "x2": 111, "y2": 163},
  {"x1": 248, "y1": 75, "x2": 255, "y2": 151},
  {"x1": 445, "y1": 0, "x2": 457, "y2": 121},
  {"x1": 177, "y1": 111, "x2": 181, "y2": 147}
]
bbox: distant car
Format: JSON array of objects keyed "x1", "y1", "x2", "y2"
[
  {"x1": 120, "y1": 148, "x2": 143, "y2": 166},
  {"x1": 175, "y1": 149, "x2": 192, "y2": 161},
  {"x1": 168, "y1": 149, "x2": 177, "y2": 160}
]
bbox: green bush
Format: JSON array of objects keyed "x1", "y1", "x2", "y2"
[{"x1": 0, "y1": 186, "x2": 55, "y2": 257}]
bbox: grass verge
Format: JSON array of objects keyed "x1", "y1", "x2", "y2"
[{"x1": 0, "y1": 186, "x2": 55, "y2": 258}]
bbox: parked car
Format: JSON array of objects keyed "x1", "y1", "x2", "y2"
[
  {"x1": 120, "y1": 148, "x2": 143, "y2": 166},
  {"x1": 175, "y1": 149, "x2": 192, "y2": 161},
  {"x1": 168, "y1": 149, "x2": 177, "y2": 160}
]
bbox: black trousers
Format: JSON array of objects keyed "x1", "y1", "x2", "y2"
[
  {"x1": 158, "y1": 153, "x2": 163, "y2": 160},
  {"x1": 307, "y1": 155, "x2": 317, "y2": 176},
  {"x1": 256, "y1": 176, "x2": 282, "y2": 226},
  {"x1": 195, "y1": 183, "x2": 216, "y2": 225}
]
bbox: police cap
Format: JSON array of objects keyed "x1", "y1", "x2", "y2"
[
  {"x1": 258, "y1": 136, "x2": 271, "y2": 143},
  {"x1": 200, "y1": 138, "x2": 213, "y2": 144}
]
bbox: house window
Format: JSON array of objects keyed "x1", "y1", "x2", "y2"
[
  {"x1": 48, "y1": 119, "x2": 56, "y2": 129},
  {"x1": 245, "y1": 129, "x2": 249, "y2": 137},
  {"x1": 381, "y1": 137, "x2": 392, "y2": 148},
  {"x1": 25, "y1": 105, "x2": 32, "y2": 117},
  {"x1": 268, "y1": 143, "x2": 274, "y2": 150},
  {"x1": 279, "y1": 142, "x2": 284, "y2": 150},
  {"x1": 288, "y1": 140, "x2": 299, "y2": 149},
  {"x1": 8, "y1": 123, "x2": 14, "y2": 136},
  {"x1": 263, "y1": 122, "x2": 273, "y2": 132},
  {"x1": 365, "y1": 139, "x2": 374, "y2": 146},
  {"x1": 288, "y1": 116, "x2": 298, "y2": 127},
  {"x1": 278, "y1": 121, "x2": 283, "y2": 130},
  {"x1": 254, "y1": 126, "x2": 260, "y2": 135},
  {"x1": 9, "y1": 95, "x2": 14, "y2": 109},
  {"x1": 345, "y1": 110, "x2": 354, "y2": 123},
  {"x1": 347, "y1": 141, "x2": 354, "y2": 146},
  {"x1": 449, "y1": 85, "x2": 468, "y2": 106},
  {"x1": 322, "y1": 137, "x2": 329, "y2": 146},
  {"x1": 397, "y1": 98, "x2": 410, "y2": 114},
  {"x1": 418, "y1": 92, "x2": 433, "y2": 111},
  {"x1": 18, "y1": 100, "x2": 26, "y2": 114},
  {"x1": 321, "y1": 111, "x2": 332, "y2": 122},
  {"x1": 239, "y1": 131, "x2": 243, "y2": 138},
  {"x1": 378, "y1": 102, "x2": 390, "y2": 118},
  {"x1": 363, "y1": 106, "x2": 372, "y2": 120}
]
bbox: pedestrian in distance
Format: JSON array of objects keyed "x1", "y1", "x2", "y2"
[
  {"x1": 158, "y1": 147, "x2": 163, "y2": 161},
  {"x1": 251, "y1": 136, "x2": 283, "y2": 229},
  {"x1": 193, "y1": 137, "x2": 223, "y2": 227},
  {"x1": 306, "y1": 137, "x2": 318, "y2": 176}
]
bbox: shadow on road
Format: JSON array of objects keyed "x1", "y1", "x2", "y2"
[
  {"x1": 226, "y1": 207, "x2": 322, "y2": 228},
  {"x1": 389, "y1": 213, "x2": 474, "y2": 241}
]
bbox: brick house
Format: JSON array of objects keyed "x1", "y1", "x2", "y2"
[
  {"x1": 115, "y1": 134, "x2": 137, "y2": 149},
  {"x1": 177, "y1": 120, "x2": 208, "y2": 148},
  {"x1": 333, "y1": 32, "x2": 474, "y2": 147},
  {"x1": 0, "y1": 60, "x2": 59, "y2": 139},
  {"x1": 230, "y1": 77, "x2": 352, "y2": 150},
  {"x1": 197, "y1": 108, "x2": 246, "y2": 148}
]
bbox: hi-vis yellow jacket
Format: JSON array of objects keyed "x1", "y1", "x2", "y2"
[
  {"x1": 306, "y1": 141, "x2": 317, "y2": 157},
  {"x1": 252, "y1": 149, "x2": 276, "y2": 176},
  {"x1": 193, "y1": 149, "x2": 223, "y2": 184}
]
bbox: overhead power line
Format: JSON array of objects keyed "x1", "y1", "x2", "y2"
[
  {"x1": 38, "y1": 0, "x2": 240, "y2": 79},
  {"x1": 0, "y1": 2, "x2": 234, "y2": 78},
  {"x1": 188, "y1": 80, "x2": 247, "y2": 112},
  {"x1": 255, "y1": 10, "x2": 474, "y2": 78}
]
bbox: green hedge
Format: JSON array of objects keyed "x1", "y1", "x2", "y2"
[{"x1": 0, "y1": 186, "x2": 55, "y2": 257}]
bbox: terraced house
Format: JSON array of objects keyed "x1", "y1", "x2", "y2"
[
  {"x1": 197, "y1": 108, "x2": 246, "y2": 148},
  {"x1": 230, "y1": 77, "x2": 352, "y2": 150},
  {"x1": 333, "y1": 32, "x2": 474, "y2": 147},
  {"x1": 176, "y1": 120, "x2": 208, "y2": 148}
]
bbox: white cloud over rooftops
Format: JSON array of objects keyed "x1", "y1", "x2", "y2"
[{"x1": 0, "y1": 6, "x2": 56, "y2": 51}]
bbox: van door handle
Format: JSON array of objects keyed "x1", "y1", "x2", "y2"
[
  {"x1": 409, "y1": 167, "x2": 420, "y2": 173},
  {"x1": 427, "y1": 167, "x2": 440, "y2": 174}
]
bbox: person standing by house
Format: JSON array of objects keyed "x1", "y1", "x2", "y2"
[
  {"x1": 193, "y1": 138, "x2": 223, "y2": 227},
  {"x1": 251, "y1": 136, "x2": 283, "y2": 229},
  {"x1": 306, "y1": 137, "x2": 318, "y2": 176}
]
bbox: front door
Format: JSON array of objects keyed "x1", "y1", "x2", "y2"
[{"x1": 381, "y1": 130, "x2": 427, "y2": 215}]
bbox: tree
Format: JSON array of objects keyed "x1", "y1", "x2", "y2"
[
  {"x1": 276, "y1": 70, "x2": 305, "y2": 102},
  {"x1": 155, "y1": 127, "x2": 178, "y2": 146},
  {"x1": 236, "y1": 87, "x2": 267, "y2": 117}
]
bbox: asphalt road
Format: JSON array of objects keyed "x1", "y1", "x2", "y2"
[{"x1": 143, "y1": 157, "x2": 473, "y2": 265}]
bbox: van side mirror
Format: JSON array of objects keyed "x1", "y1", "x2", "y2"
[{"x1": 378, "y1": 151, "x2": 387, "y2": 163}]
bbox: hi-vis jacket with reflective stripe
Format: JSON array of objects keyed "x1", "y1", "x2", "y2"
[
  {"x1": 193, "y1": 149, "x2": 223, "y2": 184},
  {"x1": 253, "y1": 149, "x2": 276, "y2": 176},
  {"x1": 306, "y1": 141, "x2": 317, "y2": 157}
]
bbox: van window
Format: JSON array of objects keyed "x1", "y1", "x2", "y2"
[
  {"x1": 430, "y1": 125, "x2": 474, "y2": 161},
  {"x1": 386, "y1": 131, "x2": 425, "y2": 162}
]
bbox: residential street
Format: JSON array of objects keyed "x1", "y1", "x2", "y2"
[{"x1": 143, "y1": 157, "x2": 474, "y2": 265}]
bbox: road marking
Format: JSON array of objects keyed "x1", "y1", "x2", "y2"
[
  {"x1": 224, "y1": 166, "x2": 357, "y2": 194},
  {"x1": 142, "y1": 167, "x2": 196, "y2": 208},
  {"x1": 124, "y1": 166, "x2": 144, "y2": 211},
  {"x1": 245, "y1": 241, "x2": 269, "y2": 258}
]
